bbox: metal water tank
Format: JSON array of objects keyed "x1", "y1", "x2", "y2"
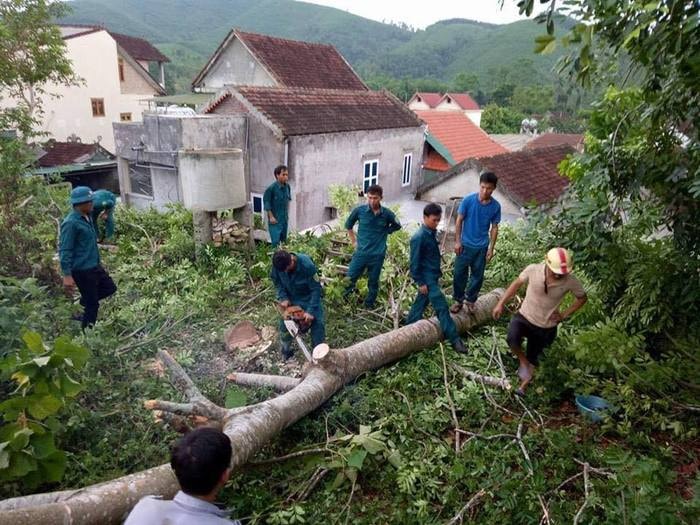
[{"x1": 179, "y1": 148, "x2": 245, "y2": 211}]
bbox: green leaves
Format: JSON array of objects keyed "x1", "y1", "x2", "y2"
[
  {"x1": 534, "y1": 34, "x2": 557, "y2": 54},
  {"x1": 0, "y1": 330, "x2": 89, "y2": 486}
]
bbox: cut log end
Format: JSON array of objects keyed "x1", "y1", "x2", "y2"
[{"x1": 312, "y1": 343, "x2": 330, "y2": 361}]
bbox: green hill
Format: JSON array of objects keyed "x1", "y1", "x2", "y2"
[{"x1": 61, "y1": 0, "x2": 565, "y2": 93}]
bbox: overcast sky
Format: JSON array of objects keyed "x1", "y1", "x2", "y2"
[{"x1": 299, "y1": 0, "x2": 542, "y2": 28}]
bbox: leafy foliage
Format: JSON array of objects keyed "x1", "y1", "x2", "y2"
[
  {"x1": 0, "y1": 331, "x2": 89, "y2": 488},
  {"x1": 480, "y1": 104, "x2": 526, "y2": 134}
]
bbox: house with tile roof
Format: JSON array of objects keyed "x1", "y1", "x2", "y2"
[
  {"x1": 416, "y1": 144, "x2": 575, "y2": 222},
  {"x1": 415, "y1": 110, "x2": 507, "y2": 182},
  {"x1": 525, "y1": 132, "x2": 584, "y2": 151},
  {"x1": 0, "y1": 25, "x2": 169, "y2": 153},
  {"x1": 113, "y1": 30, "x2": 424, "y2": 232},
  {"x1": 34, "y1": 139, "x2": 118, "y2": 193},
  {"x1": 408, "y1": 92, "x2": 483, "y2": 127},
  {"x1": 192, "y1": 29, "x2": 368, "y2": 92}
]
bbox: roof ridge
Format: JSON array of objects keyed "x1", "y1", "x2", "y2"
[{"x1": 234, "y1": 29, "x2": 336, "y2": 49}]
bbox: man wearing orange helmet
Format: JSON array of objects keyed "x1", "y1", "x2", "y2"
[{"x1": 492, "y1": 248, "x2": 587, "y2": 395}]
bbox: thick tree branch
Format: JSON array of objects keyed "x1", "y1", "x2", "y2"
[
  {"x1": 226, "y1": 372, "x2": 300, "y2": 392},
  {"x1": 0, "y1": 289, "x2": 504, "y2": 524}
]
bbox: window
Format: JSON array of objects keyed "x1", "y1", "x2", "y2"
[
  {"x1": 402, "y1": 153, "x2": 412, "y2": 187},
  {"x1": 128, "y1": 163, "x2": 153, "y2": 197},
  {"x1": 250, "y1": 193, "x2": 263, "y2": 215},
  {"x1": 91, "y1": 98, "x2": 105, "y2": 117},
  {"x1": 362, "y1": 160, "x2": 378, "y2": 194},
  {"x1": 120, "y1": 112, "x2": 132, "y2": 122},
  {"x1": 118, "y1": 58, "x2": 125, "y2": 82}
]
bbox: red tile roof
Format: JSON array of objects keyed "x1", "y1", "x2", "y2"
[
  {"x1": 479, "y1": 145, "x2": 575, "y2": 206},
  {"x1": 424, "y1": 150, "x2": 450, "y2": 171},
  {"x1": 236, "y1": 30, "x2": 367, "y2": 90},
  {"x1": 410, "y1": 92, "x2": 443, "y2": 108},
  {"x1": 442, "y1": 93, "x2": 480, "y2": 110},
  {"x1": 37, "y1": 142, "x2": 100, "y2": 167},
  {"x1": 525, "y1": 133, "x2": 583, "y2": 150},
  {"x1": 215, "y1": 87, "x2": 421, "y2": 136},
  {"x1": 109, "y1": 31, "x2": 170, "y2": 62},
  {"x1": 416, "y1": 110, "x2": 506, "y2": 166}
]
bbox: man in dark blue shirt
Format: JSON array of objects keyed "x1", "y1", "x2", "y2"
[
  {"x1": 271, "y1": 250, "x2": 325, "y2": 359},
  {"x1": 59, "y1": 186, "x2": 117, "y2": 329},
  {"x1": 406, "y1": 203, "x2": 467, "y2": 354},
  {"x1": 451, "y1": 172, "x2": 501, "y2": 314},
  {"x1": 344, "y1": 185, "x2": 401, "y2": 308},
  {"x1": 263, "y1": 165, "x2": 292, "y2": 248}
]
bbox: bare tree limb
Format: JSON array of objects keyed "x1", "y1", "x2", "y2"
[
  {"x1": 573, "y1": 462, "x2": 591, "y2": 525},
  {"x1": 445, "y1": 488, "x2": 487, "y2": 525},
  {"x1": 227, "y1": 372, "x2": 300, "y2": 392},
  {"x1": 451, "y1": 363, "x2": 512, "y2": 391},
  {"x1": 157, "y1": 350, "x2": 206, "y2": 403},
  {"x1": 248, "y1": 448, "x2": 327, "y2": 466},
  {"x1": 440, "y1": 343, "x2": 462, "y2": 452}
]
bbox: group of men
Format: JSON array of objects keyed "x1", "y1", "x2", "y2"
[{"x1": 268, "y1": 168, "x2": 587, "y2": 395}]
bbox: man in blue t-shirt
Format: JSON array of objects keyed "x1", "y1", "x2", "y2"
[{"x1": 450, "y1": 171, "x2": 501, "y2": 313}]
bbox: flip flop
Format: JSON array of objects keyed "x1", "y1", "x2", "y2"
[
  {"x1": 515, "y1": 387, "x2": 526, "y2": 397},
  {"x1": 449, "y1": 302, "x2": 463, "y2": 313}
]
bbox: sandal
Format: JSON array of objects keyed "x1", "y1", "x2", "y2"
[
  {"x1": 515, "y1": 387, "x2": 526, "y2": 397},
  {"x1": 449, "y1": 302, "x2": 463, "y2": 313}
]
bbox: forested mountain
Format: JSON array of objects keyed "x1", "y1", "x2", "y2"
[{"x1": 61, "y1": 0, "x2": 566, "y2": 94}]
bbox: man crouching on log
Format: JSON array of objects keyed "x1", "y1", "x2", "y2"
[
  {"x1": 492, "y1": 248, "x2": 587, "y2": 395},
  {"x1": 271, "y1": 250, "x2": 326, "y2": 359}
]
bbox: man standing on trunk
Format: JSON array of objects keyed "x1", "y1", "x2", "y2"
[
  {"x1": 344, "y1": 184, "x2": 401, "y2": 308},
  {"x1": 451, "y1": 171, "x2": 501, "y2": 314},
  {"x1": 492, "y1": 248, "x2": 588, "y2": 395},
  {"x1": 406, "y1": 203, "x2": 467, "y2": 354},
  {"x1": 59, "y1": 186, "x2": 117, "y2": 329},
  {"x1": 263, "y1": 165, "x2": 292, "y2": 248}
]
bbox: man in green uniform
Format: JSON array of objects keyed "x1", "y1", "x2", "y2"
[
  {"x1": 271, "y1": 250, "x2": 325, "y2": 359},
  {"x1": 344, "y1": 185, "x2": 401, "y2": 308},
  {"x1": 59, "y1": 186, "x2": 117, "y2": 329},
  {"x1": 405, "y1": 203, "x2": 467, "y2": 354},
  {"x1": 263, "y1": 165, "x2": 292, "y2": 247},
  {"x1": 90, "y1": 189, "x2": 117, "y2": 241}
]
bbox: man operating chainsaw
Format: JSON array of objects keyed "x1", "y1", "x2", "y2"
[{"x1": 271, "y1": 250, "x2": 326, "y2": 360}]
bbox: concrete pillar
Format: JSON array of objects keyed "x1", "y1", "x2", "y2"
[{"x1": 192, "y1": 208, "x2": 212, "y2": 257}]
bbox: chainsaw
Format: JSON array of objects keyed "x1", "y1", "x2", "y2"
[{"x1": 282, "y1": 305, "x2": 313, "y2": 361}]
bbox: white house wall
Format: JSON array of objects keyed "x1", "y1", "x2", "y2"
[
  {"x1": 288, "y1": 126, "x2": 425, "y2": 231},
  {"x1": 198, "y1": 38, "x2": 277, "y2": 91},
  {"x1": 407, "y1": 100, "x2": 432, "y2": 111},
  {"x1": 20, "y1": 30, "x2": 162, "y2": 152}
]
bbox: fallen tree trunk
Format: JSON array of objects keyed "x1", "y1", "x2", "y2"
[{"x1": 0, "y1": 289, "x2": 504, "y2": 524}]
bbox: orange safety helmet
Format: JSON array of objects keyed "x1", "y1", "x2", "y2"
[{"x1": 545, "y1": 247, "x2": 573, "y2": 275}]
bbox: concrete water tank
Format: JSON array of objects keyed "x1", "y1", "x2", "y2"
[{"x1": 179, "y1": 148, "x2": 245, "y2": 211}]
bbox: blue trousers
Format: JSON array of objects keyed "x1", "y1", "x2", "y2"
[
  {"x1": 269, "y1": 221, "x2": 288, "y2": 248},
  {"x1": 344, "y1": 252, "x2": 385, "y2": 306},
  {"x1": 406, "y1": 280, "x2": 459, "y2": 343},
  {"x1": 453, "y1": 246, "x2": 487, "y2": 304}
]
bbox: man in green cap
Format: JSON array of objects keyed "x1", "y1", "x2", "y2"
[
  {"x1": 343, "y1": 184, "x2": 401, "y2": 308},
  {"x1": 270, "y1": 250, "x2": 325, "y2": 360},
  {"x1": 90, "y1": 189, "x2": 117, "y2": 242},
  {"x1": 263, "y1": 165, "x2": 291, "y2": 248},
  {"x1": 59, "y1": 186, "x2": 117, "y2": 329}
]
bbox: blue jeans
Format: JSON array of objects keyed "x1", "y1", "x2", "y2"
[
  {"x1": 406, "y1": 280, "x2": 459, "y2": 343},
  {"x1": 453, "y1": 245, "x2": 487, "y2": 304},
  {"x1": 344, "y1": 252, "x2": 386, "y2": 306}
]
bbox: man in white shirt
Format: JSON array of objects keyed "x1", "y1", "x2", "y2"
[{"x1": 125, "y1": 427, "x2": 241, "y2": 524}]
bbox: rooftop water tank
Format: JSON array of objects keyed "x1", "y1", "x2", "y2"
[{"x1": 179, "y1": 148, "x2": 245, "y2": 211}]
